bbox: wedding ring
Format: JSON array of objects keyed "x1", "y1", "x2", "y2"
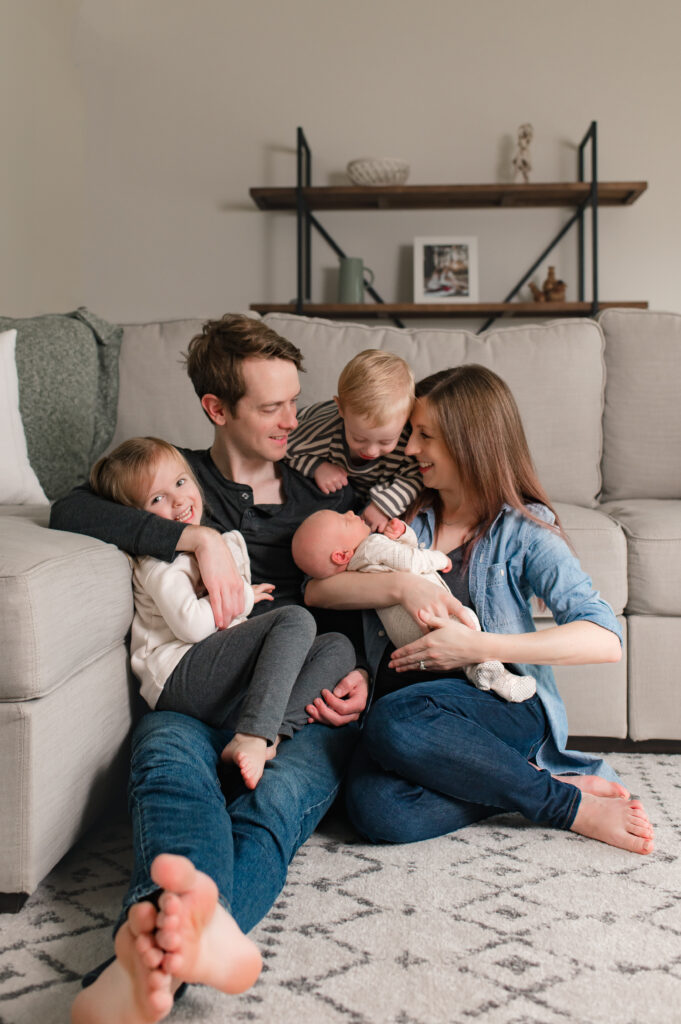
[{"x1": 419, "y1": 659, "x2": 427, "y2": 671}]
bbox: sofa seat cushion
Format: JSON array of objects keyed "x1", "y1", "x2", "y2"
[
  {"x1": 601, "y1": 499, "x2": 681, "y2": 615},
  {"x1": 263, "y1": 313, "x2": 606, "y2": 508},
  {"x1": 0, "y1": 519, "x2": 134, "y2": 701},
  {"x1": 531, "y1": 502, "x2": 627, "y2": 618}
]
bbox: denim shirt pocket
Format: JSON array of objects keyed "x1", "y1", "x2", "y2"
[
  {"x1": 484, "y1": 562, "x2": 530, "y2": 631},
  {"x1": 487, "y1": 562, "x2": 509, "y2": 587}
]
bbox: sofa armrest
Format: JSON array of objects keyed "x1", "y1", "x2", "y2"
[{"x1": 0, "y1": 516, "x2": 134, "y2": 701}]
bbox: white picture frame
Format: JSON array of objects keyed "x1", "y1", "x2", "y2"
[{"x1": 413, "y1": 236, "x2": 479, "y2": 303}]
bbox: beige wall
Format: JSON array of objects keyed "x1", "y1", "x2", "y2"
[
  {"x1": 1, "y1": 0, "x2": 84, "y2": 314},
  {"x1": 2, "y1": 0, "x2": 680, "y2": 323}
]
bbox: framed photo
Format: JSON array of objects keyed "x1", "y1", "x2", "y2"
[{"x1": 413, "y1": 236, "x2": 478, "y2": 303}]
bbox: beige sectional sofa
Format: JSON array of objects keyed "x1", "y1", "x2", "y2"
[{"x1": 1, "y1": 308, "x2": 679, "y2": 909}]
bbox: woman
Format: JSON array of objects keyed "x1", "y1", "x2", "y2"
[{"x1": 305, "y1": 365, "x2": 654, "y2": 855}]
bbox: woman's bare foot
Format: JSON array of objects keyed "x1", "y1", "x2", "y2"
[
  {"x1": 554, "y1": 773, "x2": 630, "y2": 799},
  {"x1": 570, "y1": 794, "x2": 655, "y2": 854},
  {"x1": 221, "y1": 733, "x2": 276, "y2": 789},
  {"x1": 71, "y1": 900, "x2": 175, "y2": 1024},
  {"x1": 152, "y1": 853, "x2": 262, "y2": 994}
]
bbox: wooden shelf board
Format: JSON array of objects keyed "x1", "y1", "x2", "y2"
[
  {"x1": 250, "y1": 301, "x2": 649, "y2": 319},
  {"x1": 250, "y1": 182, "x2": 647, "y2": 212}
]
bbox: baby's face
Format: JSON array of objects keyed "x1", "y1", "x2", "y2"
[
  {"x1": 139, "y1": 453, "x2": 203, "y2": 525},
  {"x1": 341, "y1": 409, "x2": 408, "y2": 463},
  {"x1": 328, "y1": 510, "x2": 371, "y2": 551}
]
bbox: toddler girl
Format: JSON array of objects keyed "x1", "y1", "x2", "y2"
[{"x1": 90, "y1": 437, "x2": 355, "y2": 788}]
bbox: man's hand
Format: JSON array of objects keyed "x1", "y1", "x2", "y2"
[
  {"x1": 314, "y1": 461, "x2": 349, "y2": 494},
  {"x1": 178, "y1": 525, "x2": 245, "y2": 629},
  {"x1": 360, "y1": 502, "x2": 391, "y2": 533},
  {"x1": 383, "y1": 517, "x2": 407, "y2": 541},
  {"x1": 305, "y1": 668, "x2": 369, "y2": 726}
]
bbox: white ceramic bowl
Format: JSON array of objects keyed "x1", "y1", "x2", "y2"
[{"x1": 346, "y1": 158, "x2": 410, "y2": 186}]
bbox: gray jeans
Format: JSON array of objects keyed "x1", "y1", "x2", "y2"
[{"x1": 157, "y1": 605, "x2": 356, "y2": 744}]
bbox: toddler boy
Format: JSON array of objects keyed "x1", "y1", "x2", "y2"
[
  {"x1": 292, "y1": 509, "x2": 536, "y2": 703},
  {"x1": 285, "y1": 349, "x2": 422, "y2": 532}
]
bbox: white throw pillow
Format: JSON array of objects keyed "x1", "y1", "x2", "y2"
[{"x1": 0, "y1": 329, "x2": 48, "y2": 504}]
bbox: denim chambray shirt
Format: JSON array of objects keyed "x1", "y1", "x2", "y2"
[{"x1": 362, "y1": 503, "x2": 623, "y2": 781}]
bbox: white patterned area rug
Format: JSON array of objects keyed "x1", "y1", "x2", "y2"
[{"x1": 1, "y1": 753, "x2": 680, "y2": 1024}]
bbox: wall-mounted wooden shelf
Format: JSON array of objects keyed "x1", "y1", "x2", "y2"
[
  {"x1": 250, "y1": 301, "x2": 648, "y2": 320},
  {"x1": 250, "y1": 124, "x2": 648, "y2": 331},
  {"x1": 250, "y1": 181, "x2": 647, "y2": 212}
]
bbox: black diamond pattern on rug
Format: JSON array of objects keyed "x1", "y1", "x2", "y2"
[{"x1": 1, "y1": 753, "x2": 680, "y2": 1024}]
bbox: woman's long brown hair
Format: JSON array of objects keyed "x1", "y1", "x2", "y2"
[{"x1": 407, "y1": 365, "x2": 566, "y2": 562}]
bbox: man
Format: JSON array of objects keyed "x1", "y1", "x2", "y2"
[{"x1": 52, "y1": 315, "x2": 368, "y2": 1022}]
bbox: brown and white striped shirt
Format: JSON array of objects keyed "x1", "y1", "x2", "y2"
[{"x1": 285, "y1": 400, "x2": 423, "y2": 518}]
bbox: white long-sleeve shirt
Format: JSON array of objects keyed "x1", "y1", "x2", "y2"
[
  {"x1": 130, "y1": 530, "x2": 254, "y2": 709},
  {"x1": 347, "y1": 525, "x2": 451, "y2": 647}
]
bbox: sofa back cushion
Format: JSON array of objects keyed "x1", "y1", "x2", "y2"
[
  {"x1": 599, "y1": 309, "x2": 681, "y2": 500},
  {"x1": 0, "y1": 309, "x2": 122, "y2": 499},
  {"x1": 111, "y1": 319, "x2": 212, "y2": 451},
  {"x1": 263, "y1": 314, "x2": 605, "y2": 507}
]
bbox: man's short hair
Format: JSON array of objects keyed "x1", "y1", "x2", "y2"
[{"x1": 184, "y1": 314, "x2": 304, "y2": 415}]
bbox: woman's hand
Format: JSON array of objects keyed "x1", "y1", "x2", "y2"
[
  {"x1": 398, "y1": 578, "x2": 471, "y2": 631},
  {"x1": 388, "y1": 609, "x2": 483, "y2": 673}
]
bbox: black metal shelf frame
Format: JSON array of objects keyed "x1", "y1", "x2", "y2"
[{"x1": 293, "y1": 122, "x2": 602, "y2": 333}]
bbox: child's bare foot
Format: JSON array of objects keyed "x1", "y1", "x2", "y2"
[
  {"x1": 71, "y1": 900, "x2": 174, "y2": 1023},
  {"x1": 570, "y1": 794, "x2": 655, "y2": 854},
  {"x1": 221, "y1": 733, "x2": 276, "y2": 789},
  {"x1": 529, "y1": 762, "x2": 630, "y2": 800},
  {"x1": 152, "y1": 853, "x2": 262, "y2": 994},
  {"x1": 554, "y1": 773, "x2": 630, "y2": 799}
]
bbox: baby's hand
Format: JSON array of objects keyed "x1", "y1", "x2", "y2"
[
  {"x1": 360, "y1": 502, "x2": 391, "y2": 533},
  {"x1": 314, "y1": 461, "x2": 349, "y2": 494},
  {"x1": 252, "y1": 583, "x2": 275, "y2": 604},
  {"x1": 384, "y1": 517, "x2": 407, "y2": 541},
  {"x1": 442, "y1": 556, "x2": 452, "y2": 572}
]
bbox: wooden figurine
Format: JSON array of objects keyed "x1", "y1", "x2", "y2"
[
  {"x1": 512, "y1": 123, "x2": 533, "y2": 184},
  {"x1": 530, "y1": 265, "x2": 567, "y2": 303}
]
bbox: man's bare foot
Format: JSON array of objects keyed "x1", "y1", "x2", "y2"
[
  {"x1": 570, "y1": 794, "x2": 655, "y2": 854},
  {"x1": 554, "y1": 773, "x2": 630, "y2": 799},
  {"x1": 221, "y1": 733, "x2": 276, "y2": 789},
  {"x1": 71, "y1": 900, "x2": 174, "y2": 1024},
  {"x1": 152, "y1": 853, "x2": 262, "y2": 994}
]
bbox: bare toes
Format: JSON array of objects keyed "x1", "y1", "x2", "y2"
[
  {"x1": 156, "y1": 926, "x2": 181, "y2": 953},
  {"x1": 128, "y1": 900, "x2": 157, "y2": 936},
  {"x1": 159, "y1": 890, "x2": 182, "y2": 915},
  {"x1": 635, "y1": 836, "x2": 654, "y2": 854},
  {"x1": 136, "y1": 934, "x2": 164, "y2": 970},
  {"x1": 161, "y1": 951, "x2": 182, "y2": 975},
  {"x1": 630, "y1": 822, "x2": 654, "y2": 839}
]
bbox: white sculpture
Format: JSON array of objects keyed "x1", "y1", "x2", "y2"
[{"x1": 512, "y1": 123, "x2": 533, "y2": 184}]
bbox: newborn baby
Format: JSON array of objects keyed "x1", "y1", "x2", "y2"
[{"x1": 291, "y1": 509, "x2": 535, "y2": 703}]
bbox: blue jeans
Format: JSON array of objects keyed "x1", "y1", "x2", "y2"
[
  {"x1": 123, "y1": 710, "x2": 358, "y2": 934},
  {"x1": 345, "y1": 679, "x2": 580, "y2": 844}
]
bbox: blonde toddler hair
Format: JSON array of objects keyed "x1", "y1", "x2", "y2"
[
  {"x1": 90, "y1": 436, "x2": 200, "y2": 510},
  {"x1": 337, "y1": 349, "x2": 415, "y2": 425}
]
